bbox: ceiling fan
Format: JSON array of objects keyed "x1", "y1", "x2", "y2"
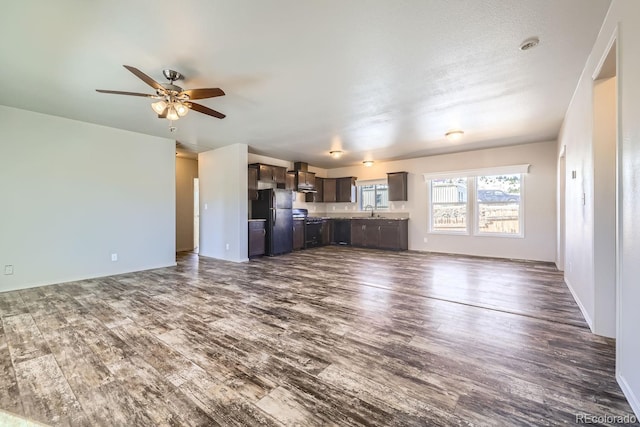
[{"x1": 96, "y1": 65, "x2": 226, "y2": 122}]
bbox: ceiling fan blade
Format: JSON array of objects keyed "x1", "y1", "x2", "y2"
[
  {"x1": 123, "y1": 65, "x2": 164, "y2": 91},
  {"x1": 180, "y1": 88, "x2": 225, "y2": 100},
  {"x1": 189, "y1": 102, "x2": 226, "y2": 119},
  {"x1": 96, "y1": 89, "x2": 156, "y2": 98}
]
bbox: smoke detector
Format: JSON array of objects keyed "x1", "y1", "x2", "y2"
[{"x1": 519, "y1": 37, "x2": 540, "y2": 51}]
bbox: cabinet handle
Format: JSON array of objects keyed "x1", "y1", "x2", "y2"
[{"x1": 263, "y1": 229, "x2": 266, "y2": 235}]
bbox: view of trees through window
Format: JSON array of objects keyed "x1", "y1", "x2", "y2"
[{"x1": 359, "y1": 184, "x2": 389, "y2": 210}]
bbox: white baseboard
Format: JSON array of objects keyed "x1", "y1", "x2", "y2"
[
  {"x1": 618, "y1": 373, "x2": 640, "y2": 419},
  {"x1": 564, "y1": 276, "x2": 594, "y2": 331}
]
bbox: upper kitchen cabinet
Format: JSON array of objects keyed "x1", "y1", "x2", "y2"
[
  {"x1": 251, "y1": 163, "x2": 287, "y2": 185},
  {"x1": 323, "y1": 178, "x2": 336, "y2": 202},
  {"x1": 306, "y1": 177, "x2": 323, "y2": 202},
  {"x1": 336, "y1": 177, "x2": 357, "y2": 203},
  {"x1": 248, "y1": 165, "x2": 258, "y2": 200},
  {"x1": 285, "y1": 171, "x2": 296, "y2": 191},
  {"x1": 387, "y1": 172, "x2": 408, "y2": 201},
  {"x1": 291, "y1": 162, "x2": 315, "y2": 192}
]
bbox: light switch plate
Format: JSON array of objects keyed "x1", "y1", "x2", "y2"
[
  {"x1": 4, "y1": 265, "x2": 13, "y2": 275},
  {"x1": 111, "y1": 253, "x2": 118, "y2": 262}
]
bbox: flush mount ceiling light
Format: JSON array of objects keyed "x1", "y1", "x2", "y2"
[
  {"x1": 329, "y1": 150, "x2": 343, "y2": 159},
  {"x1": 519, "y1": 37, "x2": 540, "y2": 51},
  {"x1": 362, "y1": 160, "x2": 374, "y2": 167},
  {"x1": 445, "y1": 130, "x2": 464, "y2": 142}
]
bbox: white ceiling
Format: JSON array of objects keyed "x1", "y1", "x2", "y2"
[{"x1": 1, "y1": 0, "x2": 610, "y2": 168}]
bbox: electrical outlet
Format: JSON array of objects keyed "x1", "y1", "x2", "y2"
[
  {"x1": 4, "y1": 265, "x2": 13, "y2": 275},
  {"x1": 568, "y1": 261, "x2": 572, "y2": 273},
  {"x1": 423, "y1": 237, "x2": 428, "y2": 243},
  {"x1": 204, "y1": 203, "x2": 208, "y2": 210},
  {"x1": 111, "y1": 253, "x2": 118, "y2": 262},
  {"x1": 225, "y1": 243, "x2": 230, "y2": 250}
]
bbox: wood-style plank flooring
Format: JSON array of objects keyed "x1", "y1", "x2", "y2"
[{"x1": 0, "y1": 247, "x2": 637, "y2": 426}]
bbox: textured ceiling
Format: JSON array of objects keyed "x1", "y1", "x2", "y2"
[{"x1": 0, "y1": 0, "x2": 610, "y2": 168}]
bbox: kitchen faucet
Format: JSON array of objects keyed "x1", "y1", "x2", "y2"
[{"x1": 364, "y1": 204, "x2": 375, "y2": 217}]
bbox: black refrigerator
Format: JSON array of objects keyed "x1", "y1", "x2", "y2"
[{"x1": 252, "y1": 189, "x2": 293, "y2": 256}]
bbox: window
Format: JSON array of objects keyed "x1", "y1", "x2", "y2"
[
  {"x1": 476, "y1": 174, "x2": 522, "y2": 235},
  {"x1": 359, "y1": 184, "x2": 389, "y2": 210},
  {"x1": 430, "y1": 178, "x2": 468, "y2": 233},
  {"x1": 424, "y1": 166, "x2": 527, "y2": 237}
]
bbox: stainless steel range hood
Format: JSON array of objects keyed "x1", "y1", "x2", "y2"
[{"x1": 291, "y1": 162, "x2": 316, "y2": 193}]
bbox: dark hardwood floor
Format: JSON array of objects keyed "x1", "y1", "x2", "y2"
[{"x1": 0, "y1": 247, "x2": 637, "y2": 426}]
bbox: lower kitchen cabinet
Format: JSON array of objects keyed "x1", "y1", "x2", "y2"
[
  {"x1": 248, "y1": 220, "x2": 266, "y2": 257},
  {"x1": 293, "y1": 219, "x2": 305, "y2": 250},
  {"x1": 350, "y1": 219, "x2": 408, "y2": 250},
  {"x1": 321, "y1": 219, "x2": 332, "y2": 245}
]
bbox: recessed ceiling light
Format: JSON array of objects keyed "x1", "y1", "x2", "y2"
[
  {"x1": 362, "y1": 160, "x2": 374, "y2": 167},
  {"x1": 445, "y1": 130, "x2": 464, "y2": 142},
  {"x1": 329, "y1": 150, "x2": 343, "y2": 159},
  {"x1": 519, "y1": 37, "x2": 540, "y2": 51}
]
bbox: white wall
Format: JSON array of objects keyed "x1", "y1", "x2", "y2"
[
  {"x1": 325, "y1": 141, "x2": 557, "y2": 262},
  {"x1": 559, "y1": 0, "x2": 640, "y2": 415},
  {"x1": 176, "y1": 157, "x2": 198, "y2": 252},
  {"x1": 199, "y1": 144, "x2": 248, "y2": 262},
  {"x1": 0, "y1": 106, "x2": 176, "y2": 292}
]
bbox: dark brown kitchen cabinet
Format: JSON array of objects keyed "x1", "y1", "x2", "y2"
[
  {"x1": 387, "y1": 172, "x2": 408, "y2": 201},
  {"x1": 321, "y1": 219, "x2": 332, "y2": 245},
  {"x1": 306, "y1": 177, "x2": 324, "y2": 202},
  {"x1": 332, "y1": 219, "x2": 351, "y2": 245},
  {"x1": 286, "y1": 172, "x2": 296, "y2": 191},
  {"x1": 350, "y1": 219, "x2": 408, "y2": 250},
  {"x1": 293, "y1": 219, "x2": 305, "y2": 250},
  {"x1": 248, "y1": 220, "x2": 266, "y2": 257},
  {"x1": 248, "y1": 166, "x2": 258, "y2": 200},
  {"x1": 251, "y1": 163, "x2": 287, "y2": 185},
  {"x1": 323, "y1": 178, "x2": 337, "y2": 202},
  {"x1": 337, "y1": 177, "x2": 357, "y2": 203}
]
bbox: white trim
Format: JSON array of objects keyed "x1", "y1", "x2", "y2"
[
  {"x1": 422, "y1": 164, "x2": 530, "y2": 181},
  {"x1": 618, "y1": 373, "x2": 640, "y2": 419},
  {"x1": 355, "y1": 178, "x2": 387, "y2": 187},
  {"x1": 564, "y1": 276, "x2": 594, "y2": 331}
]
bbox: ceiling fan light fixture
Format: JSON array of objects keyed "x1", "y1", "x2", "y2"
[
  {"x1": 166, "y1": 106, "x2": 180, "y2": 121},
  {"x1": 445, "y1": 130, "x2": 464, "y2": 142},
  {"x1": 329, "y1": 150, "x2": 343, "y2": 159},
  {"x1": 175, "y1": 103, "x2": 189, "y2": 117},
  {"x1": 151, "y1": 100, "x2": 167, "y2": 115}
]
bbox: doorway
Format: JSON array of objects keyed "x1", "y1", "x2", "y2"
[
  {"x1": 591, "y1": 37, "x2": 617, "y2": 338},
  {"x1": 194, "y1": 178, "x2": 199, "y2": 253}
]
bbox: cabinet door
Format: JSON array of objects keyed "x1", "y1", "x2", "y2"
[
  {"x1": 337, "y1": 177, "x2": 357, "y2": 203},
  {"x1": 286, "y1": 172, "x2": 296, "y2": 191},
  {"x1": 257, "y1": 164, "x2": 272, "y2": 181},
  {"x1": 248, "y1": 222, "x2": 266, "y2": 257},
  {"x1": 293, "y1": 220, "x2": 305, "y2": 250},
  {"x1": 323, "y1": 178, "x2": 337, "y2": 202},
  {"x1": 248, "y1": 166, "x2": 258, "y2": 200},
  {"x1": 306, "y1": 172, "x2": 316, "y2": 188},
  {"x1": 363, "y1": 221, "x2": 380, "y2": 247},
  {"x1": 321, "y1": 220, "x2": 332, "y2": 245},
  {"x1": 387, "y1": 172, "x2": 408, "y2": 201},
  {"x1": 350, "y1": 220, "x2": 365, "y2": 246},
  {"x1": 273, "y1": 166, "x2": 287, "y2": 184},
  {"x1": 378, "y1": 222, "x2": 400, "y2": 250}
]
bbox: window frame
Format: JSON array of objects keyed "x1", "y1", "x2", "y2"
[
  {"x1": 473, "y1": 174, "x2": 525, "y2": 238},
  {"x1": 425, "y1": 168, "x2": 527, "y2": 239},
  {"x1": 358, "y1": 183, "x2": 390, "y2": 211},
  {"x1": 428, "y1": 177, "x2": 470, "y2": 235}
]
